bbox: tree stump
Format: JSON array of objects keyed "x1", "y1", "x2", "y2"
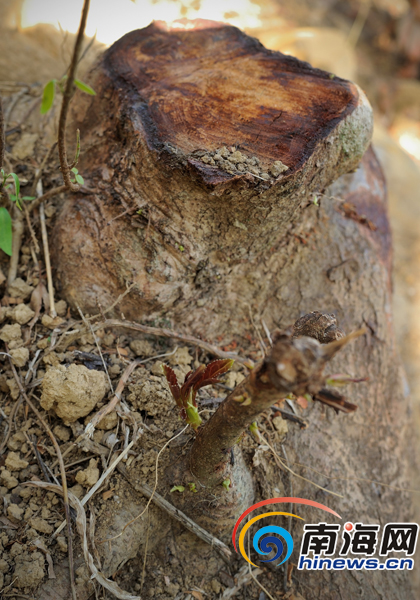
[
  {"x1": 52, "y1": 20, "x2": 372, "y2": 340},
  {"x1": 49, "y1": 21, "x2": 414, "y2": 600}
]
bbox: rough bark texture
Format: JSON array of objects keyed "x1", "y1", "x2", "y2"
[{"x1": 49, "y1": 21, "x2": 414, "y2": 600}]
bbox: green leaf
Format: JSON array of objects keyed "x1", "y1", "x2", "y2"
[
  {"x1": 71, "y1": 167, "x2": 78, "y2": 174},
  {"x1": 74, "y1": 79, "x2": 96, "y2": 95},
  {"x1": 22, "y1": 196, "x2": 36, "y2": 201},
  {"x1": 9, "y1": 173, "x2": 20, "y2": 198},
  {"x1": 188, "y1": 482, "x2": 197, "y2": 493},
  {"x1": 222, "y1": 478, "x2": 231, "y2": 491},
  {"x1": 170, "y1": 485, "x2": 185, "y2": 493},
  {"x1": 0, "y1": 207, "x2": 13, "y2": 256},
  {"x1": 75, "y1": 173, "x2": 84, "y2": 185},
  {"x1": 41, "y1": 80, "x2": 56, "y2": 114}
]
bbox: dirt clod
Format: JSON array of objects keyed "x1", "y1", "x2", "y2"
[
  {"x1": 9, "y1": 346, "x2": 30, "y2": 367},
  {"x1": 5, "y1": 451, "x2": 29, "y2": 471},
  {"x1": 129, "y1": 339, "x2": 154, "y2": 357},
  {"x1": 0, "y1": 323, "x2": 22, "y2": 343},
  {"x1": 40, "y1": 363, "x2": 108, "y2": 423},
  {"x1": 0, "y1": 469, "x2": 19, "y2": 489},
  {"x1": 75, "y1": 458, "x2": 100, "y2": 487},
  {"x1": 7, "y1": 277, "x2": 34, "y2": 299},
  {"x1": 53, "y1": 424, "x2": 71, "y2": 442},
  {"x1": 11, "y1": 303, "x2": 35, "y2": 324},
  {"x1": 29, "y1": 517, "x2": 54, "y2": 535},
  {"x1": 14, "y1": 551, "x2": 45, "y2": 588}
]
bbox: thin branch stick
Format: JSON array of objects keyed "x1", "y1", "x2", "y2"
[
  {"x1": 7, "y1": 356, "x2": 77, "y2": 600},
  {"x1": 140, "y1": 509, "x2": 150, "y2": 591},
  {"x1": 22, "y1": 203, "x2": 40, "y2": 254},
  {"x1": 58, "y1": 0, "x2": 90, "y2": 191},
  {"x1": 27, "y1": 184, "x2": 67, "y2": 214},
  {"x1": 39, "y1": 200, "x2": 56, "y2": 317},
  {"x1": 95, "y1": 318, "x2": 253, "y2": 367}
]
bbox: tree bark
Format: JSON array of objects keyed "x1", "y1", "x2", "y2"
[{"x1": 50, "y1": 21, "x2": 414, "y2": 600}]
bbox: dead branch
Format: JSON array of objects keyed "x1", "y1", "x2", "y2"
[
  {"x1": 27, "y1": 185, "x2": 67, "y2": 214},
  {"x1": 94, "y1": 318, "x2": 254, "y2": 367},
  {"x1": 39, "y1": 200, "x2": 56, "y2": 317}
]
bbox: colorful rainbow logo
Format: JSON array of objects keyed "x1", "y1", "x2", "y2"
[{"x1": 232, "y1": 497, "x2": 341, "y2": 567}]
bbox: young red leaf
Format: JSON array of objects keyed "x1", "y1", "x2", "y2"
[
  {"x1": 162, "y1": 364, "x2": 181, "y2": 404},
  {"x1": 192, "y1": 359, "x2": 235, "y2": 392},
  {"x1": 199, "y1": 359, "x2": 234, "y2": 385}
]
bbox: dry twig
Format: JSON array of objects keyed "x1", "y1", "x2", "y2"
[
  {"x1": 27, "y1": 184, "x2": 67, "y2": 214},
  {"x1": 39, "y1": 193, "x2": 56, "y2": 317},
  {"x1": 94, "y1": 318, "x2": 253, "y2": 367}
]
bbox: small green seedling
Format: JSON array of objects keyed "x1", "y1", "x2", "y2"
[
  {"x1": 170, "y1": 485, "x2": 185, "y2": 493},
  {"x1": 188, "y1": 482, "x2": 197, "y2": 493},
  {"x1": 70, "y1": 167, "x2": 84, "y2": 186},
  {"x1": 222, "y1": 478, "x2": 231, "y2": 491}
]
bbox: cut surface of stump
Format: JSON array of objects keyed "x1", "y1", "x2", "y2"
[{"x1": 53, "y1": 20, "x2": 372, "y2": 339}]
